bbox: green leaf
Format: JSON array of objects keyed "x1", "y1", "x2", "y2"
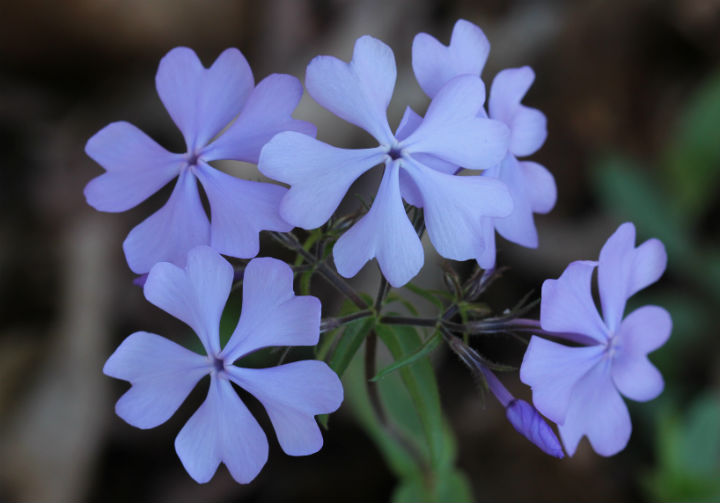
[
  {"x1": 644, "y1": 394, "x2": 720, "y2": 501},
  {"x1": 217, "y1": 289, "x2": 242, "y2": 349},
  {"x1": 385, "y1": 293, "x2": 420, "y2": 316},
  {"x1": 393, "y1": 468, "x2": 473, "y2": 503},
  {"x1": 592, "y1": 154, "x2": 691, "y2": 262},
  {"x1": 593, "y1": 154, "x2": 720, "y2": 304},
  {"x1": 372, "y1": 331, "x2": 442, "y2": 382},
  {"x1": 318, "y1": 316, "x2": 374, "y2": 429},
  {"x1": 680, "y1": 395, "x2": 720, "y2": 476},
  {"x1": 342, "y1": 324, "x2": 473, "y2": 501},
  {"x1": 314, "y1": 329, "x2": 338, "y2": 360},
  {"x1": 375, "y1": 324, "x2": 445, "y2": 470},
  {"x1": 628, "y1": 291, "x2": 709, "y2": 378},
  {"x1": 663, "y1": 72, "x2": 720, "y2": 221},
  {"x1": 327, "y1": 317, "x2": 374, "y2": 379},
  {"x1": 342, "y1": 341, "x2": 424, "y2": 478},
  {"x1": 404, "y1": 283, "x2": 445, "y2": 309}
]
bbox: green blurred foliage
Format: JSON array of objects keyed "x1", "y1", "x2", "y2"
[{"x1": 643, "y1": 395, "x2": 720, "y2": 502}]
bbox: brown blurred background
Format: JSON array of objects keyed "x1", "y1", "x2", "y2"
[{"x1": 1, "y1": 0, "x2": 719, "y2": 501}]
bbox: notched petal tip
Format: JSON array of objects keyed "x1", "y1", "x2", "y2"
[
  {"x1": 104, "y1": 331, "x2": 208, "y2": 430},
  {"x1": 305, "y1": 36, "x2": 395, "y2": 143},
  {"x1": 227, "y1": 361, "x2": 343, "y2": 457},
  {"x1": 412, "y1": 19, "x2": 490, "y2": 99},
  {"x1": 540, "y1": 260, "x2": 607, "y2": 343},
  {"x1": 174, "y1": 377, "x2": 269, "y2": 484},
  {"x1": 156, "y1": 45, "x2": 254, "y2": 151}
]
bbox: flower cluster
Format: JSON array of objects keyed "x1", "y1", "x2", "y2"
[
  {"x1": 260, "y1": 19, "x2": 556, "y2": 286},
  {"x1": 84, "y1": 18, "x2": 671, "y2": 488},
  {"x1": 411, "y1": 20, "x2": 556, "y2": 268}
]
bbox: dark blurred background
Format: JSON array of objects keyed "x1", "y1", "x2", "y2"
[{"x1": 1, "y1": 0, "x2": 719, "y2": 501}]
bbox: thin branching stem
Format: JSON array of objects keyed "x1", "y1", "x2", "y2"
[
  {"x1": 270, "y1": 231, "x2": 369, "y2": 309},
  {"x1": 374, "y1": 275, "x2": 390, "y2": 313},
  {"x1": 320, "y1": 309, "x2": 374, "y2": 333},
  {"x1": 364, "y1": 329, "x2": 386, "y2": 424},
  {"x1": 380, "y1": 315, "x2": 438, "y2": 327}
]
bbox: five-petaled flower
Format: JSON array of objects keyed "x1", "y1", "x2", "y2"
[
  {"x1": 411, "y1": 19, "x2": 556, "y2": 268},
  {"x1": 104, "y1": 246, "x2": 343, "y2": 483},
  {"x1": 520, "y1": 222, "x2": 671, "y2": 456},
  {"x1": 85, "y1": 47, "x2": 315, "y2": 274},
  {"x1": 259, "y1": 35, "x2": 513, "y2": 288}
]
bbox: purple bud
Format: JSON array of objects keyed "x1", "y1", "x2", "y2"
[{"x1": 506, "y1": 399, "x2": 564, "y2": 458}]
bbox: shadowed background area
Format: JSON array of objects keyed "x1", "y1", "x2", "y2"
[{"x1": 1, "y1": 0, "x2": 719, "y2": 501}]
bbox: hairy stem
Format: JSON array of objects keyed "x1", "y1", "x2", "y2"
[{"x1": 320, "y1": 309, "x2": 374, "y2": 333}]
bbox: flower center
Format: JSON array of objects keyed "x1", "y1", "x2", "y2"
[
  {"x1": 186, "y1": 151, "x2": 201, "y2": 166},
  {"x1": 212, "y1": 356, "x2": 225, "y2": 373},
  {"x1": 388, "y1": 146, "x2": 403, "y2": 161},
  {"x1": 605, "y1": 334, "x2": 621, "y2": 359}
]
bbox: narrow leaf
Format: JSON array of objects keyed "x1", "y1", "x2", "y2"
[
  {"x1": 372, "y1": 331, "x2": 442, "y2": 381},
  {"x1": 405, "y1": 283, "x2": 445, "y2": 309},
  {"x1": 328, "y1": 317, "x2": 374, "y2": 379},
  {"x1": 376, "y1": 324, "x2": 445, "y2": 470}
]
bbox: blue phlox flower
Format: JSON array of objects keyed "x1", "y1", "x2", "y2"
[
  {"x1": 103, "y1": 246, "x2": 343, "y2": 483},
  {"x1": 520, "y1": 222, "x2": 671, "y2": 456},
  {"x1": 259, "y1": 35, "x2": 512, "y2": 287},
  {"x1": 85, "y1": 47, "x2": 316, "y2": 274},
  {"x1": 411, "y1": 20, "x2": 556, "y2": 268}
]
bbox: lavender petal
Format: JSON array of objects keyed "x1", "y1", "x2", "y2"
[
  {"x1": 175, "y1": 376, "x2": 268, "y2": 484},
  {"x1": 221, "y1": 257, "x2": 321, "y2": 362},
  {"x1": 122, "y1": 170, "x2": 210, "y2": 274},
  {"x1": 540, "y1": 260, "x2": 608, "y2": 343},
  {"x1": 332, "y1": 160, "x2": 424, "y2": 287},
  {"x1": 103, "y1": 331, "x2": 208, "y2": 429},
  {"x1": 84, "y1": 121, "x2": 183, "y2": 212},
  {"x1": 258, "y1": 132, "x2": 386, "y2": 229},
  {"x1": 195, "y1": 163, "x2": 291, "y2": 259},
  {"x1": 412, "y1": 19, "x2": 490, "y2": 99},
  {"x1": 203, "y1": 73, "x2": 316, "y2": 163},
  {"x1": 143, "y1": 246, "x2": 233, "y2": 355},
  {"x1": 228, "y1": 361, "x2": 343, "y2": 456},
  {"x1": 155, "y1": 47, "x2": 253, "y2": 151},
  {"x1": 305, "y1": 35, "x2": 395, "y2": 144}
]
